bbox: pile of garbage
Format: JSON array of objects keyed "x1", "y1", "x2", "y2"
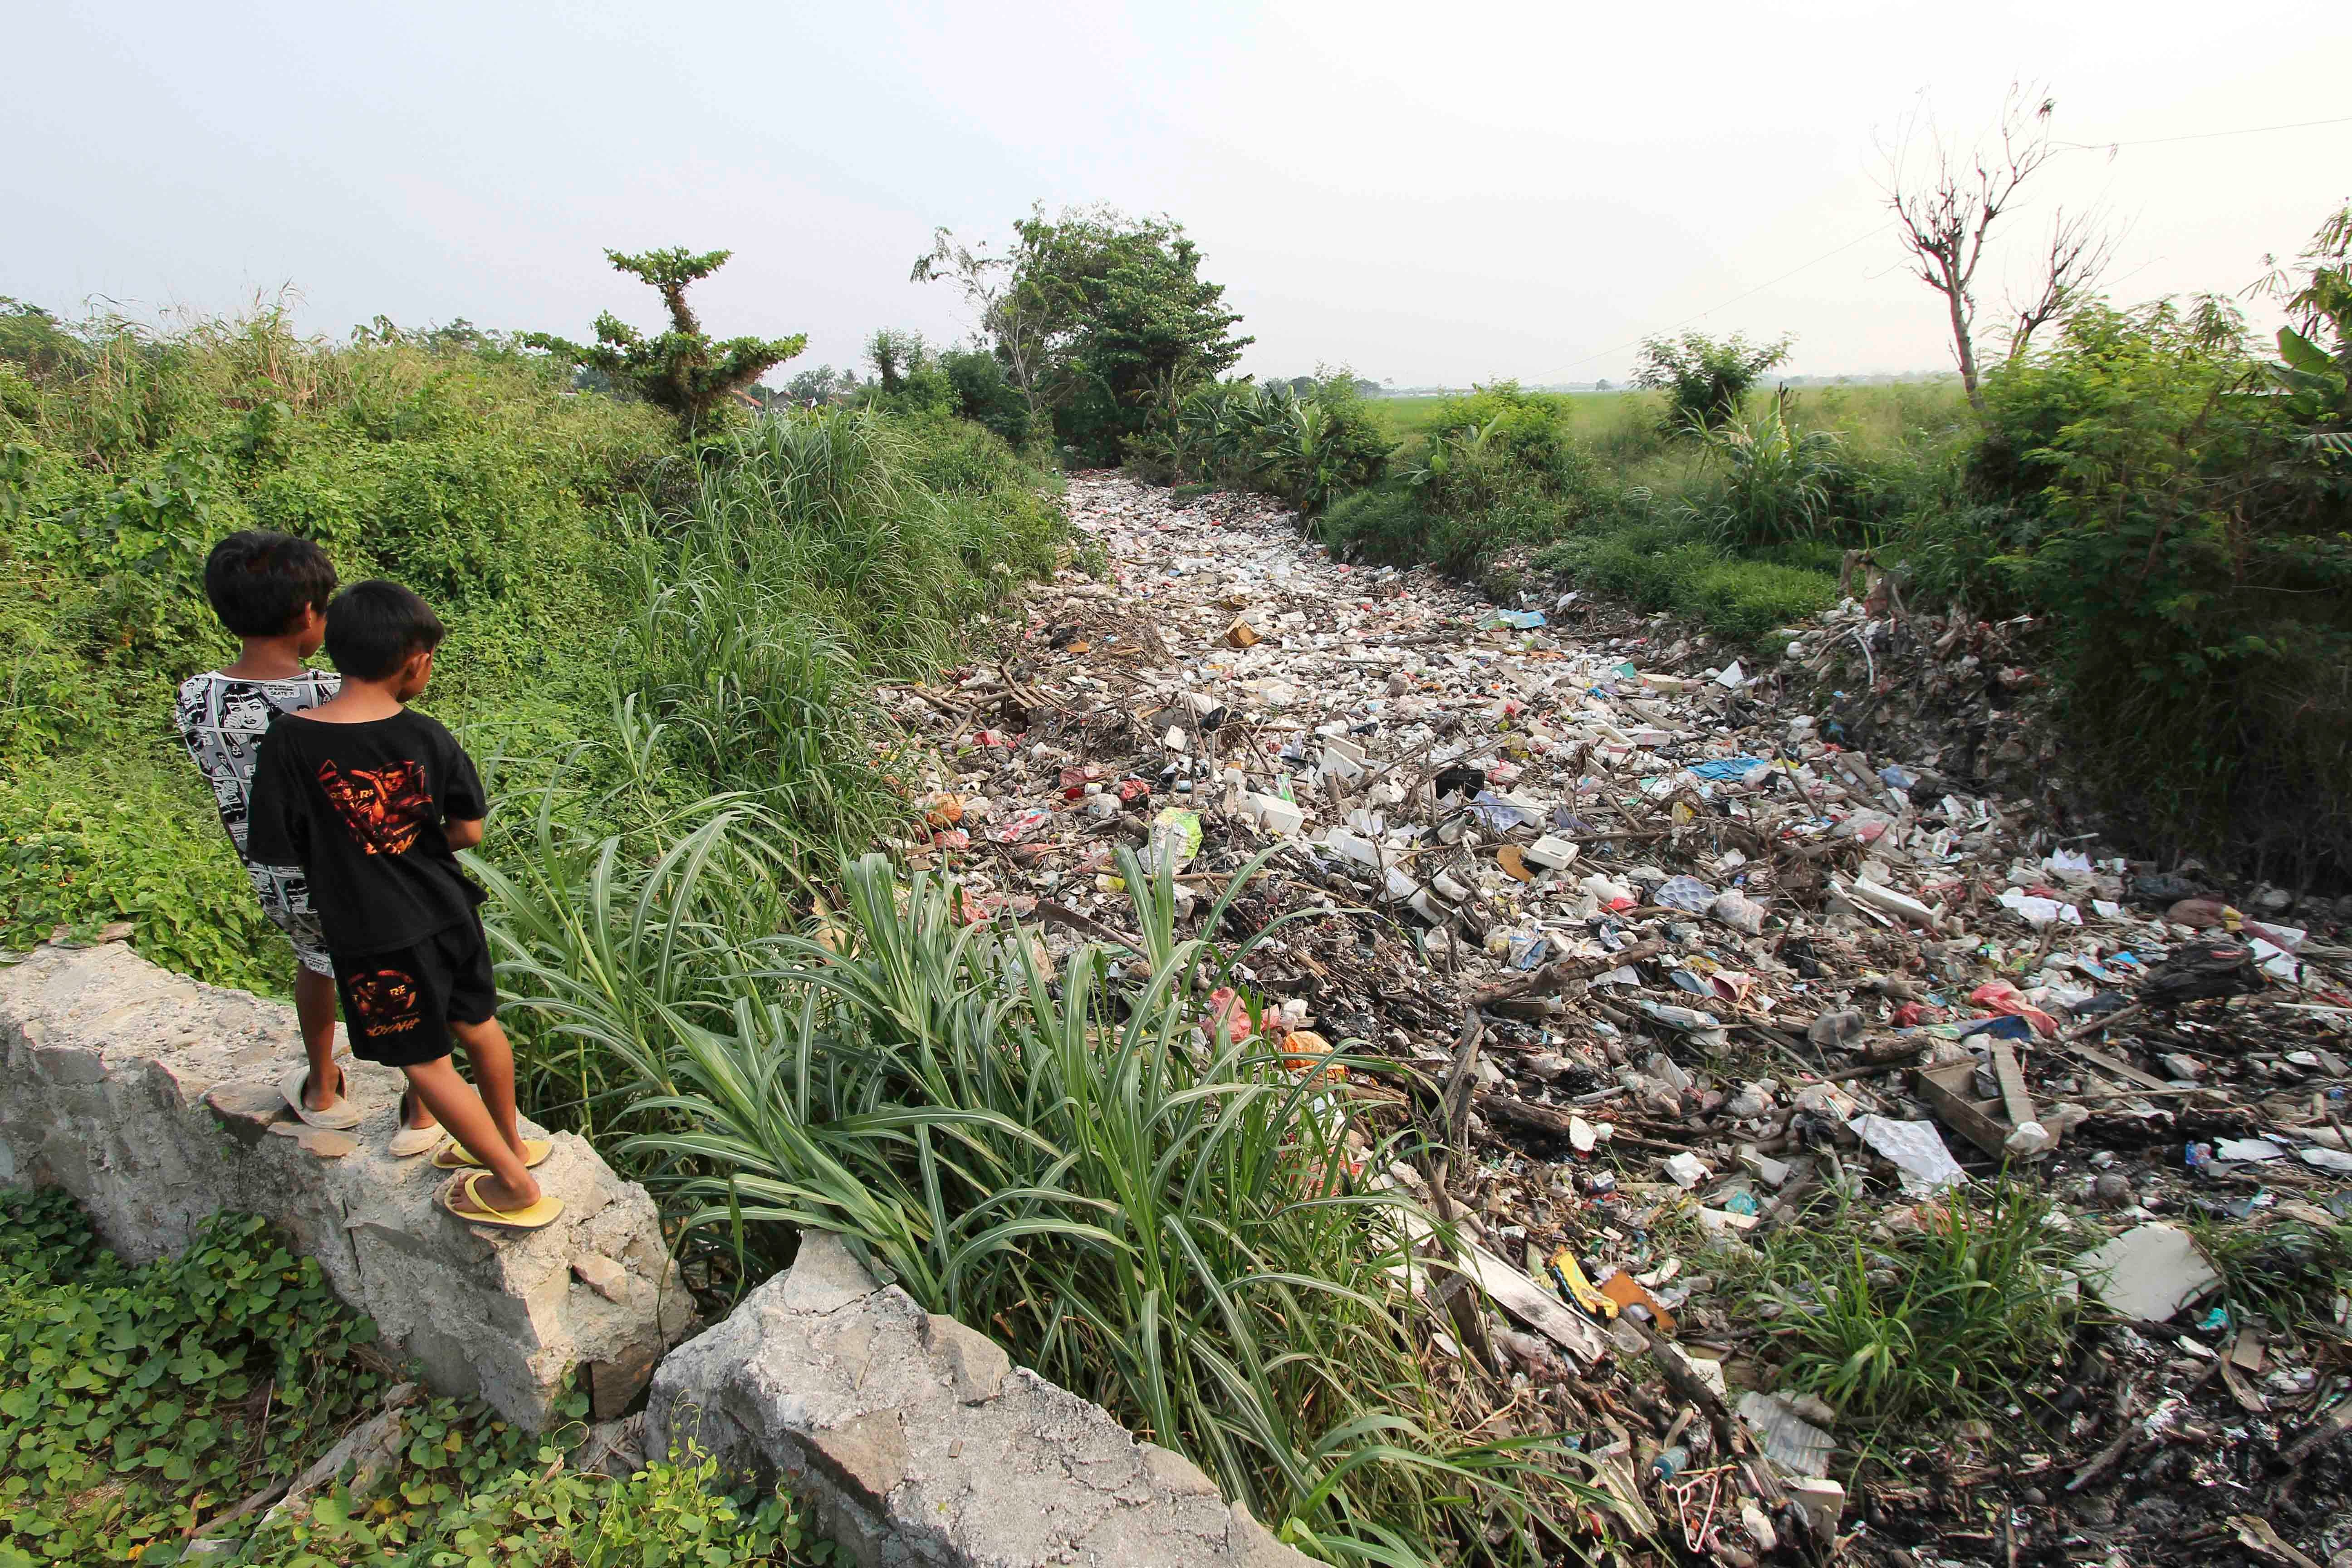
[{"x1": 881, "y1": 475, "x2": 2352, "y2": 1567}]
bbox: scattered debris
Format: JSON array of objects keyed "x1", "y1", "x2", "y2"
[{"x1": 884, "y1": 475, "x2": 2352, "y2": 1566}]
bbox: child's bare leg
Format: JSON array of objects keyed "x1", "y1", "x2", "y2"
[
  {"x1": 294, "y1": 966, "x2": 343, "y2": 1110},
  {"x1": 450, "y1": 1016, "x2": 522, "y2": 1155},
  {"x1": 405, "y1": 1057, "x2": 539, "y2": 1212},
  {"x1": 398, "y1": 1082, "x2": 440, "y2": 1132}
]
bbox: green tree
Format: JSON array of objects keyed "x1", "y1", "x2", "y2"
[
  {"x1": 2254, "y1": 201, "x2": 2352, "y2": 460},
  {"x1": 916, "y1": 206, "x2": 1250, "y2": 465},
  {"x1": 525, "y1": 248, "x2": 804, "y2": 435},
  {"x1": 0, "y1": 297, "x2": 80, "y2": 376},
  {"x1": 1632, "y1": 330, "x2": 1793, "y2": 433}
]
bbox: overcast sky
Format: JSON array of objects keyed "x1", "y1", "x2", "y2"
[{"x1": 9, "y1": 1, "x2": 2348, "y2": 387}]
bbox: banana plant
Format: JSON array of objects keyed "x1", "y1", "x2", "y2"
[{"x1": 2264, "y1": 324, "x2": 2352, "y2": 460}]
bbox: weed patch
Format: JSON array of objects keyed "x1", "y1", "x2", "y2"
[
  {"x1": 1533, "y1": 522, "x2": 1837, "y2": 644},
  {"x1": 1721, "y1": 1183, "x2": 2077, "y2": 1435}
]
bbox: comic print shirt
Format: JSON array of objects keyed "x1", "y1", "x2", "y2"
[
  {"x1": 173, "y1": 669, "x2": 341, "y2": 861},
  {"x1": 244, "y1": 707, "x2": 488, "y2": 957}
]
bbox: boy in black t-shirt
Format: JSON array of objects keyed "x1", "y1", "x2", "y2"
[{"x1": 247, "y1": 580, "x2": 562, "y2": 1231}]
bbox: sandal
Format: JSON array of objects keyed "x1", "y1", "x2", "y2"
[
  {"x1": 440, "y1": 1171, "x2": 564, "y2": 1232},
  {"x1": 433, "y1": 1137, "x2": 554, "y2": 1171},
  {"x1": 387, "y1": 1090, "x2": 444, "y2": 1159},
  {"x1": 280, "y1": 1063, "x2": 362, "y2": 1132}
]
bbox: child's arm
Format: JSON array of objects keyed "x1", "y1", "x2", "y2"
[
  {"x1": 243, "y1": 725, "x2": 306, "y2": 867},
  {"x1": 441, "y1": 733, "x2": 488, "y2": 853}
]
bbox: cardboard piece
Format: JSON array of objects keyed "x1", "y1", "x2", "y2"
[{"x1": 2073, "y1": 1222, "x2": 2220, "y2": 1322}]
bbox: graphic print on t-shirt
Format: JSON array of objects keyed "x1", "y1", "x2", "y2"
[
  {"x1": 319, "y1": 759, "x2": 432, "y2": 855},
  {"x1": 348, "y1": 968, "x2": 424, "y2": 1037}
]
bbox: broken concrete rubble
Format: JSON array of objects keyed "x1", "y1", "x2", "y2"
[
  {"x1": 0, "y1": 940, "x2": 692, "y2": 1429},
  {"x1": 647, "y1": 1232, "x2": 1312, "y2": 1568}
]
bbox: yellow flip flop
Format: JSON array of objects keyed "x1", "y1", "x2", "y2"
[
  {"x1": 433, "y1": 1137, "x2": 554, "y2": 1170},
  {"x1": 441, "y1": 1171, "x2": 564, "y2": 1232}
]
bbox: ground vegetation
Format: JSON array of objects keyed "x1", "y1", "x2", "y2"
[{"x1": 0, "y1": 1188, "x2": 823, "y2": 1566}]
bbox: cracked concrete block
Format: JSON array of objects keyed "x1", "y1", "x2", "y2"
[
  {"x1": 775, "y1": 1230, "x2": 883, "y2": 1314},
  {"x1": 647, "y1": 1229, "x2": 1315, "y2": 1568},
  {"x1": 572, "y1": 1253, "x2": 630, "y2": 1303},
  {"x1": 810, "y1": 1411, "x2": 910, "y2": 1509},
  {"x1": 0, "y1": 941, "x2": 690, "y2": 1430},
  {"x1": 920, "y1": 1312, "x2": 1010, "y2": 1404}
]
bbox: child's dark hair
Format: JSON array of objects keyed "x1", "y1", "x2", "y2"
[
  {"x1": 325, "y1": 580, "x2": 446, "y2": 681},
  {"x1": 201, "y1": 531, "x2": 337, "y2": 637}
]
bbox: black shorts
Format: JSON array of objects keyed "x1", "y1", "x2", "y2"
[{"x1": 332, "y1": 918, "x2": 498, "y2": 1068}]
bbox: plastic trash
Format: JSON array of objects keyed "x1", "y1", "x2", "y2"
[
  {"x1": 1654, "y1": 875, "x2": 1715, "y2": 913},
  {"x1": 1663, "y1": 1152, "x2": 1711, "y2": 1188},
  {"x1": 1850, "y1": 1116, "x2": 1966, "y2": 1197},
  {"x1": 1144, "y1": 808, "x2": 1203, "y2": 872},
  {"x1": 1580, "y1": 873, "x2": 1637, "y2": 911},
  {"x1": 1709, "y1": 890, "x2": 1768, "y2": 934}
]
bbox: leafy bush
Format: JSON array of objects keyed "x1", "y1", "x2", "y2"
[
  {"x1": 1136, "y1": 375, "x2": 1391, "y2": 515},
  {"x1": 938, "y1": 348, "x2": 1034, "y2": 448},
  {"x1": 861, "y1": 334, "x2": 1037, "y2": 450},
  {"x1": 1958, "y1": 294, "x2": 2352, "y2": 874},
  {"x1": 0, "y1": 1189, "x2": 824, "y2": 1568},
  {"x1": 1632, "y1": 330, "x2": 1793, "y2": 432}
]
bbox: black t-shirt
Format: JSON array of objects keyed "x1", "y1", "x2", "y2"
[{"x1": 244, "y1": 708, "x2": 488, "y2": 958}]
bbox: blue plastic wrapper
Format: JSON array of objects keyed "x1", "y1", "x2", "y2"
[
  {"x1": 1958, "y1": 1014, "x2": 2035, "y2": 1042},
  {"x1": 1687, "y1": 757, "x2": 1769, "y2": 781}
]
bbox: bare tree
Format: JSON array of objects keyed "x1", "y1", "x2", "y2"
[
  {"x1": 1881, "y1": 83, "x2": 2113, "y2": 409},
  {"x1": 2000, "y1": 206, "x2": 2119, "y2": 363}
]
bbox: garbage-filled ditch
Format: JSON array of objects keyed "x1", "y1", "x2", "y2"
[{"x1": 876, "y1": 474, "x2": 2352, "y2": 1568}]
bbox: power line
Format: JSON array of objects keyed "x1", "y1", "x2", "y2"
[{"x1": 2056, "y1": 113, "x2": 2352, "y2": 152}]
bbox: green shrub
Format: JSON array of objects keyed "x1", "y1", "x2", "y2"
[
  {"x1": 0, "y1": 1192, "x2": 380, "y2": 1563},
  {"x1": 1632, "y1": 330, "x2": 1792, "y2": 432},
  {"x1": 1959, "y1": 296, "x2": 2352, "y2": 873},
  {"x1": 938, "y1": 348, "x2": 1033, "y2": 448},
  {"x1": 0, "y1": 1190, "x2": 825, "y2": 1568},
  {"x1": 1136, "y1": 375, "x2": 1390, "y2": 516}
]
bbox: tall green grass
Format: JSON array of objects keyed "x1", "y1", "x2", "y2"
[{"x1": 485, "y1": 810, "x2": 1596, "y2": 1566}]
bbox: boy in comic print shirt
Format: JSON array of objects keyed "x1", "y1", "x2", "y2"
[
  {"x1": 174, "y1": 532, "x2": 348, "y2": 1124},
  {"x1": 246, "y1": 580, "x2": 559, "y2": 1228}
]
